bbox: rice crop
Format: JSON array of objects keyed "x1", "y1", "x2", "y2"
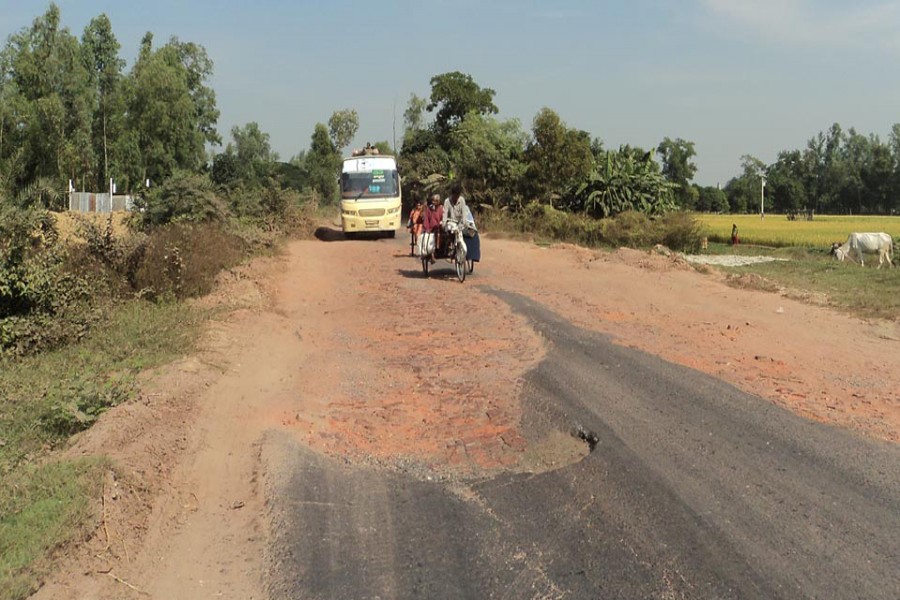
[{"x1": 697, "y1": 214, "x2": 900, "y2": 248}]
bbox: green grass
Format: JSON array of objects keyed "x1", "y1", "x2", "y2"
[
  {"x1": 690, "y1": 216, "x2": 900, "y2": 320},
  {"x1": 716, "y1": 249, "x2": 900, "y2": 320},
  {"x1": 0, "y1": 299, "x2": 203, "y2": 599},
  {"x1": 0, "y1": 459, "x2": 107, "y2": 600}
]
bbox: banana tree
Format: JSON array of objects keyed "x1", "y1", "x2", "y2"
[{"x1": 564, "y1": 148, "x2": 676, "y2": 218}]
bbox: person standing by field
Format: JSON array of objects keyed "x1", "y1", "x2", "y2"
[{"x1": 731, "y1": 224, "x2": 740, "y2": 245}]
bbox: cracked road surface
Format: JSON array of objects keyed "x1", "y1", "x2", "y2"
[
  {"x1": 266, "y1": 233, "x2": 900, "y2": 600},
  {"x1": 37, "y1": 229, "x2": 900, "y2": 600}
]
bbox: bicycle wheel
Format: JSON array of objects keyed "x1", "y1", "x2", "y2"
[{"x1": 455, "y1": 244, "x2": 467, "y2": 282}]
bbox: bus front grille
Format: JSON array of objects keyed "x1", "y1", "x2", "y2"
[{"x1": 358, "y1": 208, "x2": 386, "y2": 217}]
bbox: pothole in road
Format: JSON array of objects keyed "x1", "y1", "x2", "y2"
[
  {"x1": 574, "y1": 425, "x2": 599, "y2": 452},
  {"x1": 516, "y1": 429, "x2": 592, "y2": 473}
]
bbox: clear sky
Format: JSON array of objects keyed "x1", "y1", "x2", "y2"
[{"x1": 3, "y1": 0, "x2": 900, "y2": 186}]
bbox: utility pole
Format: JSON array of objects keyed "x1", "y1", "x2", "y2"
[{"x1": 760, "y1": 175, "x2": 766, "y2": 219}]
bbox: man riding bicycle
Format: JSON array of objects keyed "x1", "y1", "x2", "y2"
[{"x1": 441, "y1": 183, "x2": 467, "y2": 235}]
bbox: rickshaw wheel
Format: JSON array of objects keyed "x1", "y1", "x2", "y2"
[{"x1": 455, "y1": 245, "x2": 467, "y2": 283}]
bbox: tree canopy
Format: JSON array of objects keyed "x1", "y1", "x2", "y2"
[
  {"x1": 327, "y1": 109, "x2": 359, "y2": 153},
  {"x1": 0, "y1": 3, "x2": 219, "y2": 198},
  {"x1": 426, "y1": 71, "x2": 498, "y2": 140},
  {"x1": 525, "y1": 108, "x2": 593, "y2": 202},
  {"x1": 5, "y1": 6, "x2": 900, "y2": 218},
  {"x1": 657, "y1": 137, "x2": 697, "y2": 209}
]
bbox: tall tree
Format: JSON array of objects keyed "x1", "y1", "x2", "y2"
[
  {"x1": 838, "y1": 128, "x2": 867, "y2": 214},
  {"x1": 426, "y1": 71, "x2": 497, "y2": 140},
  {"x1": 166, "y1": 38, "x2": 220, "y2": 146},
  {"x1": 724, "y1": 155, "x2": 766, "y2": 213},
  {"x1": 403, "y1": 93, "x2": 427, "y2": 132},
  {"x1": 767, "y1": 150, "x2": 807, "y2": 214},
  {"x1": 449, "y1": 113, "x2": 527, "y2": 206},
  {"x1": 696, "y1": 185, "x2": 729, "y2": 213},
  {"x1": 656, "y1": 137, "x2": 698, "y2": 209},
  {"x1": 212, "y1": 122, "x2": 278, "y2": 188},
  {"x1": 821, "y1": 123, "x2": 845, "y2": 213},
  {"x1": 0, "y1": 53, "x2": 26, "y2": 193},
  {"x1": 81, "y1": 13, "x2": 124, "y2": 190},
  {"x1": 231, "y1": 122, "x2": 277, "y2": 166},
  {"x1": 306, "y1": 123, "x2": 340, "y2": 202},
  {"x1": 862, "y1": 135, "x2": 893, "y2": 214},
  {"x1": 525, "y1": 107, "x2": 592, "y2": 203},
  {"x1": 327, "y1": 109, "x2": 359, "y2": 153},
  {"x1": 5, "y1": 3, "x2": 94, "y2": 192},
  {"x1": 120, "y1": 34, "x2": 219, "y2": 189}
]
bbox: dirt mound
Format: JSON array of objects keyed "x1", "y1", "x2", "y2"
[{"x1": 33, "y1": 257, "x2": 274, "y2": 600}]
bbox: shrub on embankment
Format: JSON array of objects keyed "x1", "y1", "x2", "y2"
[
  {"x1": 478, "y1": 203, "x2": 703, "y2": 253},
  {"x1": 1, "y1": 172, "x2": 315, "y2": 356},
  {"x1": 0, "y1": 172, "x2": 315, "y2": 599}
]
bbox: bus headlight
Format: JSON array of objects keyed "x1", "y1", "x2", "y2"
[
  {"x1": 387, "y1": 206, "x2": 400, "y2": 214},
  {"x1": 342, "y1": 209, "x2": 357, "y2": 216}
]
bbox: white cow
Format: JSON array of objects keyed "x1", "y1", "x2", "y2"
[{"x1": 831, "y1": 232, "x2": 894, "y2": 268}]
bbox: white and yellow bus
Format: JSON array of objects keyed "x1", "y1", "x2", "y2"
[{"x1": 339, "y1": 150, "x2": 402, "y2": 237}]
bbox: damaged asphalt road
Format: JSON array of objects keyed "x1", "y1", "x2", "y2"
[{"x1": 266, "y1": 289, "x2": 900, "y2": 600}]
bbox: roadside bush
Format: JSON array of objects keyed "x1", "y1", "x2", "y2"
[
  {"x1": 0, "y1": 306, "x2": 99, "y2": 358},
  {"x1": 475, "y1": 205, "x2": 520, "y2": 235},
  {"x1": 130, "y1": 171, "x2": 228, "y2": 229},
  {"x1": 0, "y1": 206, "x2": 100, "y2": 356},
  {"x1": 224, "y1": 183, "x2": 264, "y2": 219},
  {"x1": 514, "y1": 203, "x2": 602, "y2": 246},
  {"x1": 0, "y1": 205, "x2": 58, "y2": 317},
  {"x1": 133, "y1": 223, "x2": 245, "y2": 301},
  {"x1": 476, "y1": 204, "x2": 703, "y2": 252},
  {"x1": 69, "y1": 213, "x2": 150, "y2": 297},
  {"x1": 658, "y1": 210, "x2": 703, "y2": 253},
  {"x1": 281, "y1": 191, "x2": 318, "y2": 237},
  {"x1": 40, "y1": 374, "x2": 133, "y2": 436},
  {"x1": 600, "y1": 210, "x2": 654, "y2": 248}
]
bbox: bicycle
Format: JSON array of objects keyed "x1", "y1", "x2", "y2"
[
  {"x1": 446, "y1": 221, "x2": 467, "y2": 283},
  {"x1": 419, "y1": 224, "x2": 467, "y2": 283}
]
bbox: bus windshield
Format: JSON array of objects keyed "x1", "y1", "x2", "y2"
[{"x1": 341, "y1": 170, "x2": 399, "y2": 200}]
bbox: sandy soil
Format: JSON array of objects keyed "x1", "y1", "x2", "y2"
[{"x1": 32, "y1": 229, "x2": 899, "y2": 599}]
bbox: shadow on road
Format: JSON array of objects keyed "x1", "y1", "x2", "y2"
[
  {"x1": 315, "y1": 227, "x2": 395, "y2": 243},
  {"x1": 313, "y1": 227, "x2": 347, "y2": 242},
  {"x1": 397, "y1": 265, "x2": 463, "y2": 281}
]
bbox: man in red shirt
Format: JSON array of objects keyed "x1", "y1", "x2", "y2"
[{"x1": 422, "y1": 194, "x2": 443, "y2": 262}]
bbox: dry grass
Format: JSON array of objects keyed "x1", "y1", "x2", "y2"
[{"x1": 52, "y1": 211, "x2": 130, "y2": 243}]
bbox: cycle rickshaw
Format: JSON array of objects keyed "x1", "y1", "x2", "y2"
[{"x1": 419, "y1": 221, "x2": 480, "y2": 282}]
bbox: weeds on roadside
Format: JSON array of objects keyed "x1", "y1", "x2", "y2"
[
  {"x1": 0, "y1": 458, "x2": 107, "y2": 600},
  {"x1": 0, "y1": 175, "x2": 317, "y2": 600},
  {"x1": 478, "y1": 203, "x2": 703, "y2": 252},
  {"x1": 723, "y1": 257, "x2": 900, "y2": 320},
  {"x1": 0, "y1": 299, "x2": 201, "y2": 599}
]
